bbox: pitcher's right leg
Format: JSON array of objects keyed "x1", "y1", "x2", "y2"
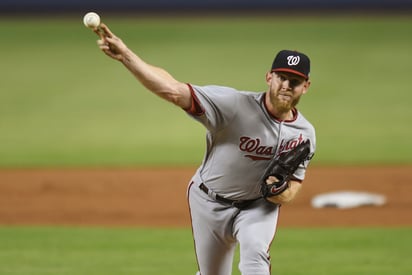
[{"x1": 187, "y1": 182, "x2": 238, "y2": 275}]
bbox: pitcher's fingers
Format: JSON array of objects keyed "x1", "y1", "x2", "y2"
[
  {"x1": 97, "y1": 39, "x2": 107, "y2": 48},
  {"x1": 93, "y1": 27, "x2": 104, "y2": 39},
  {"x1": 99, "y1": 23, "x2": 115, "y2": 38}
]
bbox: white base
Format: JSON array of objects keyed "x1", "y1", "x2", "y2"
[{"x1": 311, "y1": 191, "x2": 386, "y2": 209}]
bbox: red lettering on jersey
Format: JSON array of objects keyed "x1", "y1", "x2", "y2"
[
  {"x1": 239, "y1": 136, "x2": 274, "y2": 160},
  {"x1": 277, "y1": 134, "x2": 305, "y2": 156},
  {"x1": 240, "y1": 134, "x2": 307, "y2": 160}
]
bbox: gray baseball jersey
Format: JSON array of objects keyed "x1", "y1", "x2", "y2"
[
  {"x1": 186, "y1": 84, "x2": 316, "y2": 275},
  {"x1": 188, "y1": 84, "x2": 316, "y2": 200}
]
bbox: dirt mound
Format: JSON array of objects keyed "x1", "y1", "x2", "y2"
[{"x1": 0, "y1": 166, "x2": 410, "y2": 227}]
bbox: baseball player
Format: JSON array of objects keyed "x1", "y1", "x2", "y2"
[{"x1": 94, "y1": 23, "x2": 316, "y2": 275}]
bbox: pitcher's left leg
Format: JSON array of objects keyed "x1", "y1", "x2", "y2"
[{"x1": 234, "y1": 200, "x2": 279, "y2": 275}]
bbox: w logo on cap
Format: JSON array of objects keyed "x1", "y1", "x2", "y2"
[
  {"x1": 271, "y1": 50, "x2": 311, "y2": 79},
  {"x1": 287, "y1": 55, "x2": 300, "y2": 66}
]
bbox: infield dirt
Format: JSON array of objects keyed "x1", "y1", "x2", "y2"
[{"x1": 0, "y1": 166, "x2": 410, "y2": 227}]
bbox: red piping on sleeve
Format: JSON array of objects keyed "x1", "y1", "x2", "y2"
[{"x1": 185, "y1": 84, "x2": 205, "y2": 116}]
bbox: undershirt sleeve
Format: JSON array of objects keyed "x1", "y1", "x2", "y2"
[{"x1": 184, "y1": 83, "x2": 204, "y2": 116}]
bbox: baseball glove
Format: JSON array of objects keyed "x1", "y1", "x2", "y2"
[{"x1": 261, "y1": 140, "x2": 312, "y2": 198}]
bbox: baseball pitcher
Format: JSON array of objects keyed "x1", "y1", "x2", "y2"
[{"x1": 93, "y1": 23, "x2": 316, "y2": 275}]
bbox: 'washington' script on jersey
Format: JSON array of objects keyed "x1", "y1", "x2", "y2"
[
  {"x1": 277, "y1": 133, "x2": 305, "y2": 156},
  {"x1": 239, "y1": 136, "x2": 274, "y2": 160}
]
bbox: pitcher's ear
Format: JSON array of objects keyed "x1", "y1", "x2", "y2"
[
  {"x1": 266, "y1": 72, "x2": 273, "y2": 85},
  {"x1": 302, "y1": 80, "x2": 311, "y2": 95}
]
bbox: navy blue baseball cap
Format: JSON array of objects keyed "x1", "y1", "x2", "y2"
[{"x1": 271, "y1": 50, "x2": 310, "y2": 80}]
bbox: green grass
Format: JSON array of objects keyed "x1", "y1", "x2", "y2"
[
  {"x1": 0, "y1": 227, "x2": 196, "y2": 275},
  {"x1": 272, "y1": 227, "x2": 412, "y2": 275},
  {"x1": 0, "y1": 15, "x2": 411, "y2": 167},
  {"x1": 0, "y1": 226, "x2": 410, "y2": 275}
]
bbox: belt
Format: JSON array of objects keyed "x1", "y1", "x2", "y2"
[{"x1": 199, "y1": 183, "x2": 258, "y2": 209}]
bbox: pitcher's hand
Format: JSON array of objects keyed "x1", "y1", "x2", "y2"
[{"x1": 95, "y1": 23, "x2": 128, "y2": 62}]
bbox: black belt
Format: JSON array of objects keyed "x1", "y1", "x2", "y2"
[{"x1": 199, "y1": 183, "x2": 258, "y2": 209}]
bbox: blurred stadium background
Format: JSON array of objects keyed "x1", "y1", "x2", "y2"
[{"x1": 1, "y1": 0, "x2": 412, "y2": 13}]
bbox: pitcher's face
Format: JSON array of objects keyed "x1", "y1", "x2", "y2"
[{"x1": 266, "y1": 72, "x2": 310, "y2": 112}]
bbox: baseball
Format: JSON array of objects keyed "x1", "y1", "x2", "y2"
[{"x1": 83, "y1": 12, "x2": 100, "y2": 28}]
